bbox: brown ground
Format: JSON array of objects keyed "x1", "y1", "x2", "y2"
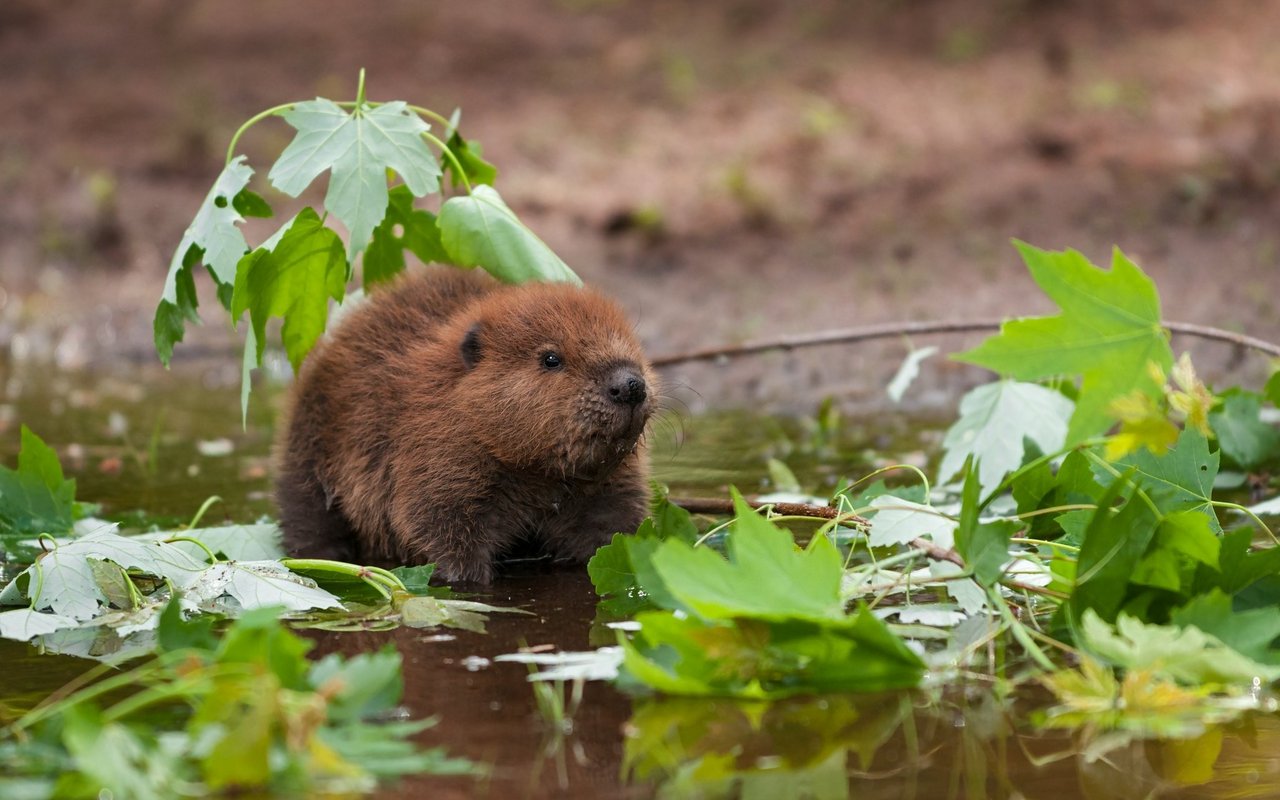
[{"x1": 3, "y1": 0, "x2": 1280, "y2": 413}]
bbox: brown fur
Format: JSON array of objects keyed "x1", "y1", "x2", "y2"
[{"x1": 274, "y1": 266, "x2": 657, "y2": 584}]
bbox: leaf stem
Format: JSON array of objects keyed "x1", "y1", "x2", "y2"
[
  {"x1": 1211, "y1": 500, "x2": 1279, "y2": 545},
  {"x1": 422, "y1": 129, "x2": 472, "y2": 194},
  {"x1": 185, "y1": 495, "x2": 222, "y2": 530},
  {"x1": 989, "y1": 587, "x2": 1055, "y2": 671},
  {"x1": 355, "y1": 67, "x2": 367, "y2": 108},
  {"x1": 224, "y1": 102, "x2": 297, "y2": 165},
  {"x1": 162, "y1": 536, "x2": 220, "y2": 565}
]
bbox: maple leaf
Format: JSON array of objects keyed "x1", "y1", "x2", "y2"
[
  {"x1": 155, "y1": 157, "x2": 257, "y2": 365},
  {"x1": 269, "y1": 99, "x2": 441, "y2": 259},
  {"x1": 955, "y1": 242, "x2": 1173, "y2": 444},
  {"x1": 937, "y1": 380, "x2": 1074, "y2": 497},
  {"x1": 231, "y1": 208, "x2": 347, "y2": 373}
]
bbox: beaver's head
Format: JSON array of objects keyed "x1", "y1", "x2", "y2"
[{"x1": 453, "y1": 283, "x2": 656, "y2": 479}]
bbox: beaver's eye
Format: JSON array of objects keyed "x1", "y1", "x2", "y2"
[{"x1": 541, "y1": 352, "x2": 563, "y2": 370}]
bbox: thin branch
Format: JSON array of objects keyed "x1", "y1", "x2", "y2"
[
  {"x1": 670, "y1": 495, "x2": 966, "y2": 568},
  {"x1": 650, "y1": 318, "x2": 1280, "y2": 367}
]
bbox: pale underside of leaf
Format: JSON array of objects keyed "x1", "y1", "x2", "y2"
[{"x1": 938, "y1": 380, "x2": 1074, "y2": 498}]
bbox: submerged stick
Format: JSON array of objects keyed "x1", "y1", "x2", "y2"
[{"x1": 651, "y1": 318, "x2": 1280, "y2": 367}]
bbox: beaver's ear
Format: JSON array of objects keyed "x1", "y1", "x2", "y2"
[{"x1": 460, "y1": 322, "x2": 483, "y2": 370}]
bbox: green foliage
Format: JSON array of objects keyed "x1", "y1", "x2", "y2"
[
  {"x1": 232, "y1": 208, "x2": 347, "y2": 373},
  {"x1": 937, "y1": 379, "x2": 1073, "y2": 497},
  {"x1": 269, "y1": 98, "x2": 441, "y2": 259},
  {"x1": 1080, "y1": 610, "x2": 1280, "y2": 685},
  {"x1": 0, "y1": 427, "x2": 80, "y2": 553},
  {"x1": 955, "y1": 242, "x2": 1173, "y2": 444},
  {"x1": 364, "y1": 186, "x2": 447, "y2": 289},
  {"x1": 1209, "y1": 389, "x2": 1280, "y2": 469},
  {"x1": 154, "y1": 71, "x2": 582, "y2": 413},
  {"x1": 616, "y1": 489, "x2": 925, "y2": 698},
  {"x1": 1100, "y1": 427, "x2": 1222, "y2": 533},
  {"x1": 953, "y1": 466, "x2": 1016, "y2": 587},
  {"x1": 0, "y1": 606, "x2": 478, "y2": 797},
  {"x1": 442, "y1": 130, "x2": 498, "y2": 188},
  {"x1": 588, "y1": 489, "x2": 697, "y2": 600},
  {"x1": 154, "y1": 158, "x2": 257, "y2": 366},
  {"x1": 438, "y1": 185, "x2": 581, "y2": 285}
]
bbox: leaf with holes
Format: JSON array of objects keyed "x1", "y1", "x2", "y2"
[
  {"x1": 155, "y1": 157, "x2": 257, "y2": 365},
  {"x1": 1097, "y1": 427, "x2": 1222, "y2": 533},
  {"x1": 363, "y1": 185, "x2": 447, "y2": 288}
]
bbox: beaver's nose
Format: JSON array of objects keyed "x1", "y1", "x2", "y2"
[{"x1": 606, "y1": 367, "x2": 647, "y2": 407}]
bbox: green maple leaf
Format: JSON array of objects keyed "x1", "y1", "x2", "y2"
[
  {"x1": 232, "y1": 208, "x2": 346, "y2": 376},
  {"x1": 438, "y1": 185, "x2": 581, "y2": 285},
  {"x1": 269, "y1": 99, "x2": 441, "y2": 259},
  {"x1": 363, "y1": 185, "x2": 447, "y2": 289},
  {"x1": 155, "y1": 157, "x2": 257, "y2": 365},
  {"x1": 955, "y1": 242, "x2": 1173, "y2": 444},
  {"x1": 1101, "y1": 427, "x2": 1222, "y2": 533},
  {"x1": 647, "y1": 488, "x2": 844, "y2": 622}
]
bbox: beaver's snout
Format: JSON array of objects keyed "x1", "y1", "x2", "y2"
[{"x1": 605, "y1": 365, "x2": 647, "y2": 407}]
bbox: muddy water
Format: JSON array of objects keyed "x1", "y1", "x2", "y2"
[{"x1": 4, "y1": 357, "x2": 1280, "y2": 799}]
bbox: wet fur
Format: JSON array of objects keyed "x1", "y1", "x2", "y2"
[{"x1": 275, "y1": 267, "x2": 656, "y2": 584}]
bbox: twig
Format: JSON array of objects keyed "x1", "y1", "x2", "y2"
[
  {"x1": 650, "y1": 318, "x2": 1280, "y2": 367},
  {"x1": 669, "y1": 495, "x2": 965, "y2": 568}
]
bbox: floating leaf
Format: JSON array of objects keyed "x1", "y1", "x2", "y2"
[
  {"x1": 938, "y1": 380, "x2": 1073, "y2": 498},
  {"x1": 141, "y1": 522, "x2": 284, "y2": 562},
  {"x1": 439, "y1": 185, "x2": 581, "y2": 285},
  {"x1": 183, "y1": 561, "x2": 343, "y2": 614},
  {"x1": 648, "y1": 489, "x2": 844, "y2": 623},
  {"x1": 1081, "y1": 610, "x2": 1280, "y2": 685},
  {"x1": 955, "y1": 243, "x2": 1172, "y2": 444},
  {"x1": 0, "y1": 608, "x2": 80, "y2": 642},
  {"x1": 2, "y1": 529, "x2": 207, "y2": 620},
  {"x1": 494, "y1": 647, "x2": 624, "y2": 682},
  {"x1": 867, "y1": 495, "x2": 956, "y2": 549},
  {"x1": 269, "y1": 99, "x2": 441, "y2": 258}
]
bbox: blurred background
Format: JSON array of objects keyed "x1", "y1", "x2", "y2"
[{"x1": 3, "y1": 0, "x2": 1280, "y2": 414}]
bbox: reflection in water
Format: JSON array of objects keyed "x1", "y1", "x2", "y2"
[{"x1": 5, "y1": 360, "x2": 1280, "y2": 798}]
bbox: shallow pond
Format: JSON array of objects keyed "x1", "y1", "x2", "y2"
[{"x1": 3, "y1": 357, "x2": 1280, "y2": 799}]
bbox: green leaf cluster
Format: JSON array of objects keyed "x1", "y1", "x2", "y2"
[
  {"x1": 615, "y1": 490, "x2": 924, "y2": 698},
  {"x1": 0, "y1": 605, "x2": 477, "y2": 798},
  {"x1": 152, "y1": 74, "x2": 582, "y2": 417}
]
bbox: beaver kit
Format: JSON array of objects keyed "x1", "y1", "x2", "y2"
[{"x1": 275, "y1": 267, "x2": 657, "y2": 583}]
